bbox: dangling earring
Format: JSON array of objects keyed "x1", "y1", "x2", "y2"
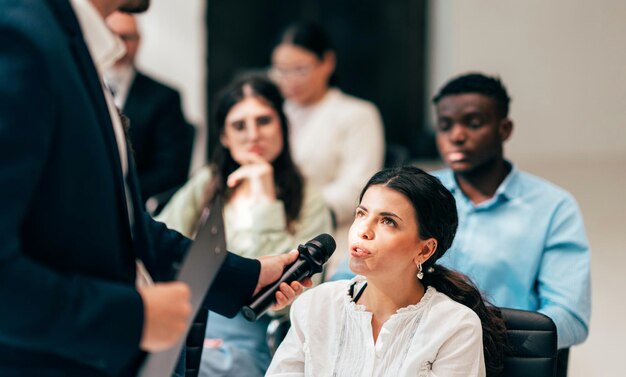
[{"x1": 417, "y1": 263, "x2": 424, "y2": 280}]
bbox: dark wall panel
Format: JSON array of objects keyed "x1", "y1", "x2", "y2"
[{"x1": 207, "y1": 0, "x2": 433, "y2": 160}]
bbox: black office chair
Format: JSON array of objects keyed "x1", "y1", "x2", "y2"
[
  {"x1": 266, "y1": 313, "x2": 292, "y2": 356},
  {"x1": 184, "y1": 309, "x2": 208, "y2": 377},
  {"x1": 500, "y1": 308, "x2": 558, "y2": 377},
  {"x1": 555, "y1": 348, "x2": 569, "y2": 377}
]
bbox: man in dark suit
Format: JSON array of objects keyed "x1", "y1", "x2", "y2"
[
  {"x1": 105, "y1": 11, "x2": 194, "y2": 207},
  {"x1": 0, "y1": 0, "x2": 305, "y2": 376}
]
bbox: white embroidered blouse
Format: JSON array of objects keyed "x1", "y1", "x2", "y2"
[{"x1": 266, "y1": 277, "x2": 485, "y2": 377}]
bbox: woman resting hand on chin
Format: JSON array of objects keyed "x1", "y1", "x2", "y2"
[{"x1": 157, "y1": 75, "x2": 332, "y2": 377}]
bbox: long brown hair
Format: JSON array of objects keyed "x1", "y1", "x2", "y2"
[{"x1": 360, "y1": 166, "x2": 507, "y2": 376}]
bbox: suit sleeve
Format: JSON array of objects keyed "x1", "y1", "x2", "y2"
[
  {"x1": 144, "y1": 214, "x2": 261, "y2": 318},
  {"x1": 0, "y1": 23, "x2": 144, "y2": 374}
]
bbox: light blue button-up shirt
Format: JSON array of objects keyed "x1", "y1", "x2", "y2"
[{"x1": 432, "y1": 164, "x2": 591, "y2": 349}]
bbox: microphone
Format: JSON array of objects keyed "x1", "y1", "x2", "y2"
[{"x1": 242, "y1": 233, "x2": 336, "y2": 321}]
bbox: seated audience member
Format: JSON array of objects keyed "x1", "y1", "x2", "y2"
[
  {"x1": 269, "y1": 22, "x2": 385, "y2": 274},
  {"x1": 105, "y1": 12, "x2": 194, "y2": 207},
  {"x1": 157, "y1": 75, "x2": 332, "y2": 377},
  {"x1": 430, "y1": 73, "x2": 591, "y2": 349},
  {"x1": 266, "y1": 166, "x2": 506, "y2": 377}
]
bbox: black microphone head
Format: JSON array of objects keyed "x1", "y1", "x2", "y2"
[{"x1": 306, "y1": 233, "x2": 336, "y2": 262}]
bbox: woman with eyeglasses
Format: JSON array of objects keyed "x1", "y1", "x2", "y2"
[{"x1": 269, "y1": 22, "x2": 385, "y2": 276}]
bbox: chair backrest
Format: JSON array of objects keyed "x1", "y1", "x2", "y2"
[
  {"x1": 500, "y1": 308, "x2": 558, "y2": 377},
  {"x1": 266, "y1": 314, "x2": 292, "y2": 356},
  {"x1": 556, "y1": 348, "x2": 570, "y2": 377}
]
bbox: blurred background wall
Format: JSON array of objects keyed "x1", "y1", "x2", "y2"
[
  {"x1": 134, "y1": 1, "x2": 625, "y2": 375},
  {"x1": 135, "y1": 0, "x2": 207, "y2": 174},
  {"x1": 203, "y1": 0, "x2": 431, "y2": 161},
  {"x1": 427, "y1": 0, "x2": 626, "y2": 162}
]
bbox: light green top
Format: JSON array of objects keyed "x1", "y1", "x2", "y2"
[{"x1": 157, "y1": 166, "x2": 333, "y2": 260}]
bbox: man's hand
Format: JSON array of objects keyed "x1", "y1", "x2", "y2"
[
  {"x1": 256, "y1": 250, "x2": 313, "y2": 311},
  {"x1": 138, "y1": 282, "x2": 192, "y2": 352}
]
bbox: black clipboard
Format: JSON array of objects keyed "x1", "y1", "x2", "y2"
[{"x1": 139, "y1": 196, "x2": 227, "y2": 377}]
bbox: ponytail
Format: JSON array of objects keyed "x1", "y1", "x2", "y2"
[{"x1": 422, "y1": 265, "x2": 508, "y2": 377}]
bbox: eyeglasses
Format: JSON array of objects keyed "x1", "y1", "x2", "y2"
[{"x1": 268, "y1": 62, "x2": 319, "y2": 80}]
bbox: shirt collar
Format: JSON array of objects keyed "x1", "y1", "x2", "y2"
[
  {"x1": 104, "y1": 62, "x2": 136, "y2": 106},
  {"x1": 440, "y1": 160, "x2": 522, "y2": 204},
  {"x1": 105, "y1": 62, "x2": 135, "y2": 85},
  {"x1": 69, "y1": 0, "x2": 125, "y2": 75},
  {"x1": 493, "y1": 161, "x2": 522, "y2": 200}
]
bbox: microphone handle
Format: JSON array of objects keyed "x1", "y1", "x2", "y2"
[{"x1": 242, "y1": 259, "x2": 312, "y2": 321}]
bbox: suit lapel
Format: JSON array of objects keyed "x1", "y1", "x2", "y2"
[
  {"x1": 122, "y1": 72, "x2": 146, "y2": 138},
  {"x1": 46, "y1": 0, "x2": 133, "y2": 242},
  {"x1": 123, "y1": 71, "x2": 145, "y2": 114}
]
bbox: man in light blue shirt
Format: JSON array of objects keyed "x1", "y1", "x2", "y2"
[{"x1": 431, "y1": 73, "x2": 590, "y2": 350}]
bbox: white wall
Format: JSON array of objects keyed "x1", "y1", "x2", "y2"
[
  {"x1": 134, "y1": 0, "x2": 207, "y2": 174},
  {"x1": 427, "y1": 0, "x2": 626, "y2": 162}
]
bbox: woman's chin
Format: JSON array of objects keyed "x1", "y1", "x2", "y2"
[{"x1": 348, "y1": 259, "x2": 368, "y2": 276}]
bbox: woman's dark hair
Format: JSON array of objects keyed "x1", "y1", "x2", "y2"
[
  {"x1": 359, "y1": 166, "x2": 507, "y2": 376},
  {"x1": 274, "y1": 21, "x2": 339, "y2": 86},
  {"x1": 211, "y1": 73, "x2": 304, "y2": 226}
]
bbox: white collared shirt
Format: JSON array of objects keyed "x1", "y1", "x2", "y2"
[
  {"x1": 105, "y1": 63, "x2": 136, "y2": 109},
  {"x1": 69, "y1": 0, "x2": 152, "y2": 287}
]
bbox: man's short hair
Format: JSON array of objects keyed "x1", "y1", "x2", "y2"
[{"x1": 432, "y1": 73, "x2": 511, "y2": 119}]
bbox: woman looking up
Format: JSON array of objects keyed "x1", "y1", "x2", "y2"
[{"x1": 266, "y1": 166, "x2": 507, "y2": 377}]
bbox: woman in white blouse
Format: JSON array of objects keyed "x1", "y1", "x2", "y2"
[{"x1": 266, "y1": 166, "x2": 507, "y2": 377}]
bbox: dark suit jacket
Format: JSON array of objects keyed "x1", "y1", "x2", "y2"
[
  {"x1": 0, "y1": 1, "x2": 258, "y2": 376},
  {"x1": 123, "y1": 72, "x2": 194, "y2": 203}
]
